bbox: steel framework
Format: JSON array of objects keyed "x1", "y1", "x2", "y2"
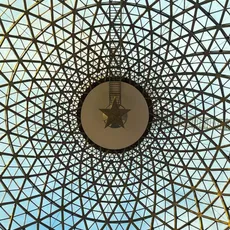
[{"x1": 0, "y1": 0, "x2": 230, "y2": 229}]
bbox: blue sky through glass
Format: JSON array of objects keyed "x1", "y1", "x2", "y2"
[{"x1": 0, "y1": 0, "x2": 230, "y2": 229}]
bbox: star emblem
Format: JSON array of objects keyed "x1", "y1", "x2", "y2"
[{"x1": 100, "y1": 98, "x2": 130, "y2": 128}]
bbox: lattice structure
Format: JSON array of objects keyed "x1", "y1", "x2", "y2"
[{"x1": 0, "y1": 0, "x2": 230, "y2": 229}]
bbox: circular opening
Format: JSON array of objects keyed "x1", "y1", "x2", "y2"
[{"x1": 80, "y1": 81, "x2": 150, "y2": 150}]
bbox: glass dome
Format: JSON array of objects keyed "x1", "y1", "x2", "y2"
[{"x1": 0, "y1": 0, "x2": 229, "y2": 229}]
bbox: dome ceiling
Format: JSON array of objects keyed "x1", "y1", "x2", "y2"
[{"x1": 0, "y1": 0, "x2": 230, "y2": 229}]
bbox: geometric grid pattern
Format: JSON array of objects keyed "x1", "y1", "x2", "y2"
[{"x1": 0, "y1": 0, "x2": 230, "y2": 229}]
